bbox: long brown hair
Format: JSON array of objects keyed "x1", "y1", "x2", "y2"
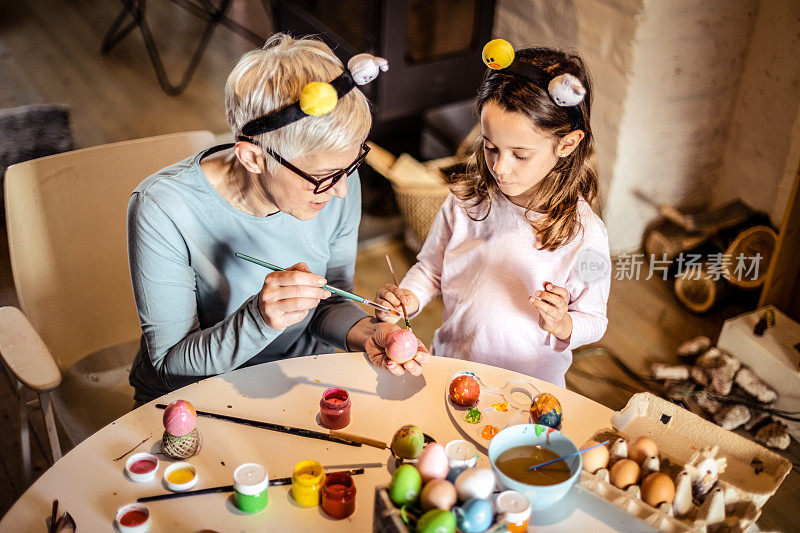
[{"x1": 452, "y1": 47, "x2": 598, "y2": 251}]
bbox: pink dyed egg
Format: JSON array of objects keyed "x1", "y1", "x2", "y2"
[
  {"x1": 386, "y1": 329, "x2": 418, "y2": 364},
  {"x1": 416, "y1": 442, "x2": 449, "y2": 483},
  {"x1": 163, "y1": 399, "x2": 197, "y2": 437}
]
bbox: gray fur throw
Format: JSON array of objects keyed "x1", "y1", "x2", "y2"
[{"x1": 0, "y1": 103, "x2": 74, "y2": 178}]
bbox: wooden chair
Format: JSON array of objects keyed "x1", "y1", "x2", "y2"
[{"x1": 0, "y1": 131, "x2": 215, "y2": 483}]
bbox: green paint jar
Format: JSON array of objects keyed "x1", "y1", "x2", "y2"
[{"x1": 233, "y1": 463, "x2": 269, "y2": 513}]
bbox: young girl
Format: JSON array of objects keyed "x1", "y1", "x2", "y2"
[{"x1": 375, "y1": 44, "x2": 610, "y2": 386}]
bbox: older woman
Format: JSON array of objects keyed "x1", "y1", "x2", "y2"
[{"x1": 127, "y1": 34, "x2": 428, "y2": 403}]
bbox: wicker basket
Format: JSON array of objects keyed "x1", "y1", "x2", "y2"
[
  {"x1": 161, "y1": 428, "x2": 202, "y2": 459},
  {"x1": 366, "y1": 144, "x2": 452, "y2": 252}
]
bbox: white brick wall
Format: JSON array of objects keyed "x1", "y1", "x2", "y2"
[
  {"x1": 495, "y1": 0, "x2": 799, "y2": 253},
  {"x1": 711, "y1": 0, "x2": 800, "y2": 225}
]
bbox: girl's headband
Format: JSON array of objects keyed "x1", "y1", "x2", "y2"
[
  {"x1": 482, "y1": 39, "x2": 586, "y2": 130},
  {"x1": 239, "y1": 53, "x2": 389, "y2": 139}
]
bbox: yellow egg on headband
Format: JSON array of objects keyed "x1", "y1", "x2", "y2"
[
  {"x1": 482, "y1": 39, "x2": 514, "y2": 70},
  {"x1": 299, "y1": 81, "x2": 338, "y2": 116}
]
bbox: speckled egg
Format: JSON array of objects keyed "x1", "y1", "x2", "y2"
[
  {"x1": 417, "y1": 442, "x2": 449, "y2": 483},
  {"x1": 454, "y1": 467, "x2": 496, "y2": 501},
  {"x1": 389, "y1": 464, "x2": 422, "y2": 506},
  {"x1": 390, "y1": 424, "x2": 425, "y2": 459},
  {"x1": 420, "y1": 479, "x2": 457, "y2": 511},
  {"x1": 449, "y1": 375, "x2": 480, "y2": 407}
]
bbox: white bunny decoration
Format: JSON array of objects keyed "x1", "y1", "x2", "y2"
[
  {"x1": 347, "y1": 54, "x2": 389, "y2": 85},
  {"x1": 548, "y1": 73, "x2": 586, "y2": 107}
]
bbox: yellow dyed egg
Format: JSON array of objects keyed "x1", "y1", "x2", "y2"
[
  {"x1": 299, "y1": 82, "x2": 338, "y2": 116},
  {"x1": 482, "y1": 39, "x2": 514, "y2": 70}
]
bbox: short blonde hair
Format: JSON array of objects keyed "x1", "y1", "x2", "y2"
[{"x1": 225, "y1": 33, "x2": 372, "y2": 173}]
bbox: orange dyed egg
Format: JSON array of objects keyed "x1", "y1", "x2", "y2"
[{"x1": 449, "y1": 375, "x2": 480, "y2": 406}]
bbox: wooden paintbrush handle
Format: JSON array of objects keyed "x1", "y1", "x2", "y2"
[{"x1": 329, "y1": 430, "x2": 387, "y2": 450}]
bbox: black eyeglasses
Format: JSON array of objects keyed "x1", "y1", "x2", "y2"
[{"x1": 242, "y1": 139, "x2": 370, "y2": 194}]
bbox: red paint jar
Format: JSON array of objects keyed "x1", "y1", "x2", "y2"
[
  {"x1": 319, "y1": 387, "x2": 351, "y2": 429},
  {"x1": 321, "y1": 471, "x2": 356, "y2": 519}
]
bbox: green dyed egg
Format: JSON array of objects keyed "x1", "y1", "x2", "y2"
[
  {"x1": 416, "y1": 509, "x2": 456, "y2": 533},
  {"x1": 391, "y1": 424, "x2": 425, "y2": 459},
  {"x1": 389, "y1": 464, "x2": 422, "y2": 506}
]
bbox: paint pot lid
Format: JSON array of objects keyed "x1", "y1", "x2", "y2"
[
  {"x1": 114, "y1": 502, "x2": 150, "y2": 533},
  {"x1": 124, "y1": 452, "x2": 159, "y2": 483},
  {"x1": 445, "y1": 440, "x2": 477, "y2": 465},
  {"x1": 495, "y1": 490, "x2": 531, "y2": 522},
  {"x1": 234, "y1": 463, "x2": 268, "y2": 495},
  {"x1": 163, "y1": 462, "x2": 198, "y2": 492}
]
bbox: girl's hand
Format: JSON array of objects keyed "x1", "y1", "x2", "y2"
[
  {"x1": 374, "y1": 284, "x2": 420, "y2": 323},
  {"x1": 530, "y1": 282, "x2": 573, "y2": 339},
  {"x1": 365, "y1": 322, "x2": 431, "y2": 376},
  {"x1": 257, "y1": 262, "x2": 331, "y2": 331}
]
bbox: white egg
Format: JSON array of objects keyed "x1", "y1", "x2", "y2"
[{"x1": 454, "y1": 467, "x2": 496, "y2": 501}]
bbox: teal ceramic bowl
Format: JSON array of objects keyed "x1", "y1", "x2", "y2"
[{"x1": 488, "y1": 424, "x2": 581, "y2": 510}]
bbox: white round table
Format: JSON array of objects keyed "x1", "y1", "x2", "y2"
[{"x1": 0, "y1": 353, "x2": 647, "y2": 532}]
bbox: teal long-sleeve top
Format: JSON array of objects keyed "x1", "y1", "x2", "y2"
[{"x1": 127, "y1": 145, "x2": 368, "y2": 402}]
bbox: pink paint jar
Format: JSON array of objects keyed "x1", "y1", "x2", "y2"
[{"x1": 319, "y1": 387, "x2": 351, "y2": 429}]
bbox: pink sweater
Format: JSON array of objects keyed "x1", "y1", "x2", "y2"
[{"x1": 400, "y1": 192, "x2": 610, "y2": 386}]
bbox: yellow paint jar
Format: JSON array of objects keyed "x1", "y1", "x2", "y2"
[
  {"x1": 291, "y1": 460, "x2": 325, "y2": 506},
  {"x1": 163, "y1": 462, "x2": 198, "y2": 492}
]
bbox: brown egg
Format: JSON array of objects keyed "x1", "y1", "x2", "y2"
[
  {"x1": 610, "y1": 459, "x2": 640, "y2": 489},
  {"x1": 580, "y1": 439, "x2": 610, "y2": 474},
  {"x1": 420, "y1": 478, "x2": 457, "y2": 511},
  {"x1": 628, "y1": 436, "x2": 659, "y2": 465},
  {"x1": 641, "y1": 472, "x2": 675, "y2": 507}
]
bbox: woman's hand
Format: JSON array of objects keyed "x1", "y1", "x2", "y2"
[
  {"x1": 365, "y1": 322, "x2": 430, "y2": 376},
  {"x1": 374, "y1": 284, "x2": 420, "y2": 323},
  {"x1": 529, "y1": 282, "x2": 573, "y2": 340},
  {"x1": 257, "y1": 262, "x2": 331, "y2": 331}
]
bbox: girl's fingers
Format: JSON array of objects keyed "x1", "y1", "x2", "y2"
[
  {"x1": 534, "y1": 290, "x2": 565, "y2": 310},
  {"x1": 543, "y1": 282, "x2": 570, "y2": 301},
  {"x1": 532, "y1": 298, "x2": 558, "y2": 322}
]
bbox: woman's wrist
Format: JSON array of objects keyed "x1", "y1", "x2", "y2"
[{"x1": 345, "y1": 316, "x2": 383, "y2": 352}]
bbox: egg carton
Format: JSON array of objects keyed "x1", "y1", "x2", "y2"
[{"x1": 579, "y1": 393, "x2": 791, "y2": 532}]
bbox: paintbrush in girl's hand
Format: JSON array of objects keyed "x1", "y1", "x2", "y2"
[{"x1": 385, "y1": 255, "x2": 411, "y2": 330}]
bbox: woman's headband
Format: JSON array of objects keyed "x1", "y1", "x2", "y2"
[
  {"x1": 239, "y1": 53, "x2": 389, "y2": 139},
  {"x1": 481, "y1": 39, "x2": 586, "y2": 130}
]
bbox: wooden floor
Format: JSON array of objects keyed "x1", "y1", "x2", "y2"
[{"x1": 0, "y1": 0, "x2": 796, "y2": 529}]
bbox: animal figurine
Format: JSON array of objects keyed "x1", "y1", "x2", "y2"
[
  {"x1": 548, "y1": 73, "x2": 586, "y2": 107},
  {"x1": 347, "y1": 54, "x2": 389, "y2": 85},
  {"x1": 482, "y1": 39, "x2": 515, "y2": 70},
  {"x1": 685, "y1": 446, "x2": 727, "y2": 500}
]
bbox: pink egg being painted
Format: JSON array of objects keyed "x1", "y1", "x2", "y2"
[
  {"x1": 386, "y1": 329, "x2": 418, "y2": 364},
  {"x1": 163, "y1": 400, "x2": 197, "y2": 437},
  {"x1": 417, "y1": 442, "x2": 449, "y2": 483}
]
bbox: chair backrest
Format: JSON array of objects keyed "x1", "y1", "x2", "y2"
[{"x1": 4, "y1": 131, "x2": 216, "y2": 371}]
